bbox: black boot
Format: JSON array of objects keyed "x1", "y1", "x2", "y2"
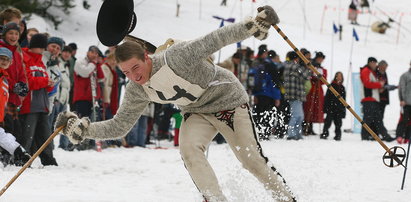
[
  {"x1": 334, "y1": 133, "x2": 341, "y2": 141},
  {"x1": 13, "y1": 146, "x2": 31, "y2": 166},
  {"x1": 382, "y1": 134, "x2": 395, "y2": 142},
  {"x1": 320, "y1": 131, "x2": 328, "y2": 139}
]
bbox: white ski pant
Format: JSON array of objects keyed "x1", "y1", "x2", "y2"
[
  {"x1": 179, "y1": 104, "x2": 295, "y2": 202},
  {"x1": 0, "y1": 127, "x2": 20, "y2": 155}
]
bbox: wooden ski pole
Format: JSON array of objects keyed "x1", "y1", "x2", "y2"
[
  {"x1": 401, "y1": 139, "x2": 411, "y2": 189},
  {"x1": 0, "y1": 126, "x2": 64, "y2": 197},
  {"x1": 270, "y1": 23, "x2": 405, "y2": 168}
]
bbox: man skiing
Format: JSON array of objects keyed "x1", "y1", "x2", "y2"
[{"x1": 55, "y1": 3, "x2": 296, "y2": 201}]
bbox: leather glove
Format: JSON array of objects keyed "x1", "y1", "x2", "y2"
[
  {"x1": 384, "y1": 84, "x2": 398, "y2": 91},
  {"x1": 245, "y1": 5, "x2": 280, "y2": 40},
  {"x1": 55, "y1": 111, "x2": 91, "y2": 144},
  {"x1": 13, "y1": 82, "x2": 29, "y2": 97}
]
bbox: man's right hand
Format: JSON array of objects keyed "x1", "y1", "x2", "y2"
[
  {"x1": 245, "y1": 5, "x2": 280, "y2": 40},
  {"x1": 55, "y1": 111, "x2": 91, "y2": 144}
]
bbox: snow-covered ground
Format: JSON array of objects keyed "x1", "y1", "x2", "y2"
[{"x1": 1, "y1": 0, "x2": 411, "y2": 201}]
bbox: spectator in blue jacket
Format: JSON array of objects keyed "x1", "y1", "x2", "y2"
[{"x1": 252, "y1": 50, "x2": 282, "y2": 140}]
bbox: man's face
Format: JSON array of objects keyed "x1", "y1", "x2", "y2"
[
  {"x1": 87, "y1": 50, "x2": 99, "y2": 62},
  {"x1": 118, "y1": 56, "x2": 152, "y2": 85},
  {"x1": 47, "y1": 43, "x2": 61, "y2": 56},
  {"x1": 4, "y1": 30, "x2": 19, "y2": 46},
  {"x1": 369, "y1": 61, "x2": 377, "y2": 70},
  {"x1": 0, "y1": 56, "x2": 12, "y2": 69}
]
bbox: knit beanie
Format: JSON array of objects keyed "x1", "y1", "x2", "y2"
[
  {"x1": 257, "y1": 44, "x2": 268, "y2": 56},
  {"x1": 0, "y1": 47, "x2": 12, "y2": 59},
  {"x1": 267, "y1": 50, "x2": 277, "y2": 58},
  {"x1": 68, "y1": 42, "x2": 78, "y2": 50},
  {"x1": 48, "y1": 37, "x2": 64, "y2": 49},
  {"x1": 2, "y1": 22, "x2": 20, "y2": 36},
  {"x1": 29, "y1": 34, "x2": 48, "y2": 49},
  {"x1": 367, "y1": 57, "x2": 377, "y2": 63},
  {"x1": 314, "y1": 51, "x2": 326, "y2": 59}
]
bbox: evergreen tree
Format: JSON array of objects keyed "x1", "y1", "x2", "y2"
[{"x1": 0, "y1": 0, "x2": 91, "y2": 29}]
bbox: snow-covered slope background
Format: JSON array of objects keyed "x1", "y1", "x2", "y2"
[{"x1": 1, "y1": 0, "x2": 411, "y2": 201}]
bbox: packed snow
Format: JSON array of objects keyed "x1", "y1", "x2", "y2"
[{"x1": 1, "y1": 0, "x2": 411, "y2": 201}]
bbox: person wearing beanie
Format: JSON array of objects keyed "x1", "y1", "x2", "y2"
[
  {"x1": 29, "y1": 33, "x2": 48, "y2": 49},
  {"x1": 367, "y1": 56, "x2": 377, "y2": 64},
  {"x1": 19, "y1": 35, "x2": 58, "y2": 166},
  {"x1": 47, "y1": 37, "x2": 64, "y2": 50},
  {"x1": 55, "y1": 5, "x2": 297, "y2": 201},
  {"x1": 359, "y1": 57, "x2": 395, "y2": 142},
  {"x1": 43, "y1": 36, "x2": 65, "y2": 131},
  {"x1": 0, "y1": 47, "x2": 32, "y2": 166},
  {"x1": 1, "y1": 22, "x2": 20, "y2": 38},
  {"x1": 68, "y1": 42, "x2": 77, "y2": 51},
  {"x1": 0, "y1": 22, "x2": 27, "y2": 143}
]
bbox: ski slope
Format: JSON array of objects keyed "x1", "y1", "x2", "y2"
[{"x1": 1, "y1": 0, "x2": 411, "y2": 201}]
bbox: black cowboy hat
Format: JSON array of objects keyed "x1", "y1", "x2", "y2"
[{"x1": 96, "y1": 0, "x2": 137, "y2": 46}]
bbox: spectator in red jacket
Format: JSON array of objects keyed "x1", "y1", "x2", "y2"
[
  {"x1": 19, "y1": 34, "x2": 58, "y2": 166},
  {"x1": 0, "y1": 22, "x2": 28, "y2": 144},
  {"x1": 360, "y1": 57, "x2": 394, "y2": 142},
  {"x1": 0, "y1": 47, "x2": 31, "y2": 166},
  {"x1": 71, "y1": 45, "x2": 104, "y2": 150},
  {"x1": 72, "y1": 45, "x2": 104, "y2": 119}
]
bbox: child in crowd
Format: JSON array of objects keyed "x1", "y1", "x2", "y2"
[
  {"x1": 321, "y1": 72, "x2": 346, "y2": 141},
  {"x1": 0, "y1": 47, "x2": 31, "y2": 166}
]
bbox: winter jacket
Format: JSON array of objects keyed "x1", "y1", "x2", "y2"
[
  {"x1": 101, "y1": 63, "x2": 119, "y2": 115},
  {"x1": 55, "y1": 57, "x2": 71, "y2": 106},
  {"x1": 0, "y1": 40, "x2": 26, "y2": 107},
  {"x1": 376, "y1": 71, "x2": 389, "y2": 105},
  {"x1": 20, "y1": 48, "x2": 52, "y2": 114},
  {"x1": 43, "y1": 51, "x2": 63, "y2": 112},
  {"x1": 0, "y1": 69, "x2": 9, "y2": 122},
  {"x1": 251, "y1": 59, "x2": 281, "y2": 100},
  {"x1": 283, "y1": 60, "x2": 311, "y2": 101},
  {"x1": 72, "y1": 57, "x2": 104, "y2": 103},
  {"x1": 85, "y1": 19, "x2": 258, "y2": 140},
  {"x1": 360, "y1": 66, "x2": 382, "y2": 103},
  {"x1": 399, "y1": 69, "x2": 411, "y2": 105},
  {"x1": 324, "y1": 81, "x2": 346, "y2": 118},
  {"x1": 304, "y1": 64, "x2": 327, "y2": 123}
]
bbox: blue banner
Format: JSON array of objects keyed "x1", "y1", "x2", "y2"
[{"x1": 352, "y1": 72, "x2": 362, "y2": 133}]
